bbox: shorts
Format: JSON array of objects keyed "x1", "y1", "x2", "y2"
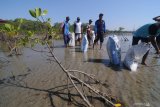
[
  {"x1": 94, "y1": 32, "x2": 104, "y2": 43},
  {"x1": 132, "y1": 36, "x2": 149, "y2": 45},
  {"x1": 75, "y1": 33, "x2": 81, "y2": 40},
  {"x1": 63, "y1": 34, "x2": 70, "y2": 45}
]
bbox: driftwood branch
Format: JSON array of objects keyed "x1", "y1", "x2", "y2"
[{"x1": 45, "y1": 42, "x2": 118, "y2": 107}]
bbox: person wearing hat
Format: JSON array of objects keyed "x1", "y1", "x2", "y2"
[
  {"x1": 62, "y1": 16, "x2": 70, "y2": 47},
  {"x1": 153, "y1": 16, "x2": 160, "y2": 48},
  {"x1": 132, "y1": 18, "x2": 160, "y2": 65},
  {"x1": 74, "y1": 17, "x2": 82, "y2": 46},
  {"x1": 86, "y1": 19, "x2": 93, "y2": 45},
  {"x1": 153, "y1": 16, "x2": 160, "y2": 22},
  {"x1": 93, "y1": 13, "x2": 106, "y2": 49}
]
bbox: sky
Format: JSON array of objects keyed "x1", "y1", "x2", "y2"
[{"x1": 0, "y1": 0, "x2": 160, "y2": 31}]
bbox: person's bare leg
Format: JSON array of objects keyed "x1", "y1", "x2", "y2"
[
  {"x1": 141, "y1": 50, "x2": 150, "y2": 66},
  {"x1": 93, "y1": 38, "x2": 98, "y2": 49},
  {"x1": 93, "y1": 41, "x2": 96, "y2": 49},
  {"x1": 79, "y1": 39, "x2": 81, "y2": 46},
  {"x1": 75, "y1": 40, "x2": 77, "y2": 46}
]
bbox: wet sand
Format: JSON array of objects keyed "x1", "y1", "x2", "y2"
[{"x1": 0, "y1": 35, "x2": 160, "y2": 107}]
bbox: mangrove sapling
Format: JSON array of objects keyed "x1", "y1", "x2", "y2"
[{"x1": 1, "y1": 20, "x2": 24, "y2": 56}]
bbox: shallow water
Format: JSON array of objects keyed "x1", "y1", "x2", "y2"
[{"x1": 0, "y1": 34, "x2": 160, "y2": 107}]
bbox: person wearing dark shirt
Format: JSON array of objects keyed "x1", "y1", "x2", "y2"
[
  {"x1": 93, "y1": 13, "x2": 106, "y2": 49},
  {"x1": 153, "y1": 16, "x2": 160, "y2": 49},
  {"x1": 132, "y1": 22, "x2": 160, "y2": 65}
]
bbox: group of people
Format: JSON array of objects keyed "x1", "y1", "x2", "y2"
[
  {"x1": 62, "y1": 13, "x2": 106, "y2": 49},
  {"x1": 62, "y1": 13, "x2": 160, "y2": 66}
]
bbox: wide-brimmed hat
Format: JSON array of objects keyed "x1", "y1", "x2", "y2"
[{"x1": 153, "y1": 16, "x2": 160, "y2": 22}]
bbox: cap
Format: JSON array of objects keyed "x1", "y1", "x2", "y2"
[
  {"x1": 89, "y1": 19, "x2": 92, "y2": 22},
  {"x1": 99, "y1": 13, "x2": 103, "y2": 17}
]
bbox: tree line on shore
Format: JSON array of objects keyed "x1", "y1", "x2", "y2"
[{"x1": 0, "y1": 18, "x2": 133, "y2": 39}]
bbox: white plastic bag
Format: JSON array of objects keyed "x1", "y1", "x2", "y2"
[
  {"x1": 81, "y1": 34, "x2": 88, "y2": 52},
  {"x1": 106, "y1": 35, "x2": 121, "y2": 65},
  {"x1": 91, "y1": 30, "x2": 95, "y2": 45},
  {"x1": 124, "y1": 42, "x2": 151, "y2": 71},
  {"x1": 69, "y1": 33, "x2": 75, "y2": 47}
]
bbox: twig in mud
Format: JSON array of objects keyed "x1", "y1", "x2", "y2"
[
  {"x1": 46, "y1": 42, "x2": 119, "y2": 107},
  {"x1": 68, "y1": 70, "x2": 99, "y2": 83},
  {"x1": 46, "y1": 43, "x2": 92, "y2": 106}
]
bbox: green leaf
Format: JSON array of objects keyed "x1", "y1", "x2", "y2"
[
  {"x1": 42, "y1": 9, "x2": 48, "y2": 16},
  {"x1": 4, "y1": 24, "x2": 12, "y2": 31},
  {"x1": 47, "y1": 18, "x2": 51, "y2": 23},
  {"x1": 35, "y1": 8, "x2": 42, "y2": 17},
  {"x1": 20, "y1": 18, "x2": 23, "y2": 23},
  {"x1": 29, "y1": 10, "x2": 36, "y2": 18},
  {"x1": 17, "y1": 18, "x2": 23, "y2": 30},
  {"x1": 17, "y1": 18, "x2": 23, "y2": 24},
  {"x1": 27, "y1": 31, "x2": 34, "y2": 37},
  {"x1": 35, "y1": 38, "x2": 39, "y2": 43}
]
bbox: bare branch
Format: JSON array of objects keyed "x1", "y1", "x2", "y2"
[{"x1": 45, "y1": 42, "x2": 118, "y2": 107}]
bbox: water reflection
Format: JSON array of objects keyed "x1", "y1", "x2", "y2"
[{"x1": 82, "y1": 52, "x2": 88, "y2": 62}]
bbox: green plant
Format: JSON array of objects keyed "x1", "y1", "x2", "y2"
[{"x1": 0, "y1": 19, "x2": 24, "y2": 55}]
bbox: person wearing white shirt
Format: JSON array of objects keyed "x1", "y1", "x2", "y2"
[{"x1": 74, "y1": 17, "x2": 82, "y2": 45}]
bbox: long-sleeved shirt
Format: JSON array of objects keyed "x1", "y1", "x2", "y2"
[{"x1": 94, "y1": 19, "x2": 106, "y2": 34}]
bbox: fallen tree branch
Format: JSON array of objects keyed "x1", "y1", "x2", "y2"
[
  {"x1": 45, "y1": 42, "x2": 119, "y2": 107},
  {"x1": 68, "y1": 70, "x2": 98, "y2": 83}
]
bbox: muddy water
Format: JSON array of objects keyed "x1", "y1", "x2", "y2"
[{"x1": 0, "y1": 34, "x2": 160, "y2": 107}]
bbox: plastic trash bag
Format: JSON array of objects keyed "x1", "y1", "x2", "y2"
[
  {"x1": 81, "y1": 34, "x2": 88, "y2": 52},
  {"x1": 106, "y1": 35, "x2": 121, "y2": 65},
  {"x1": 124, "y1": 42, "x2": 151, "y2": 71},
  {"x1": 69, "y1": 33, "x2": 75, "y2": 47},
  {"x1": 91, "y1": 30, "x2": 95, "y2": 45}
]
